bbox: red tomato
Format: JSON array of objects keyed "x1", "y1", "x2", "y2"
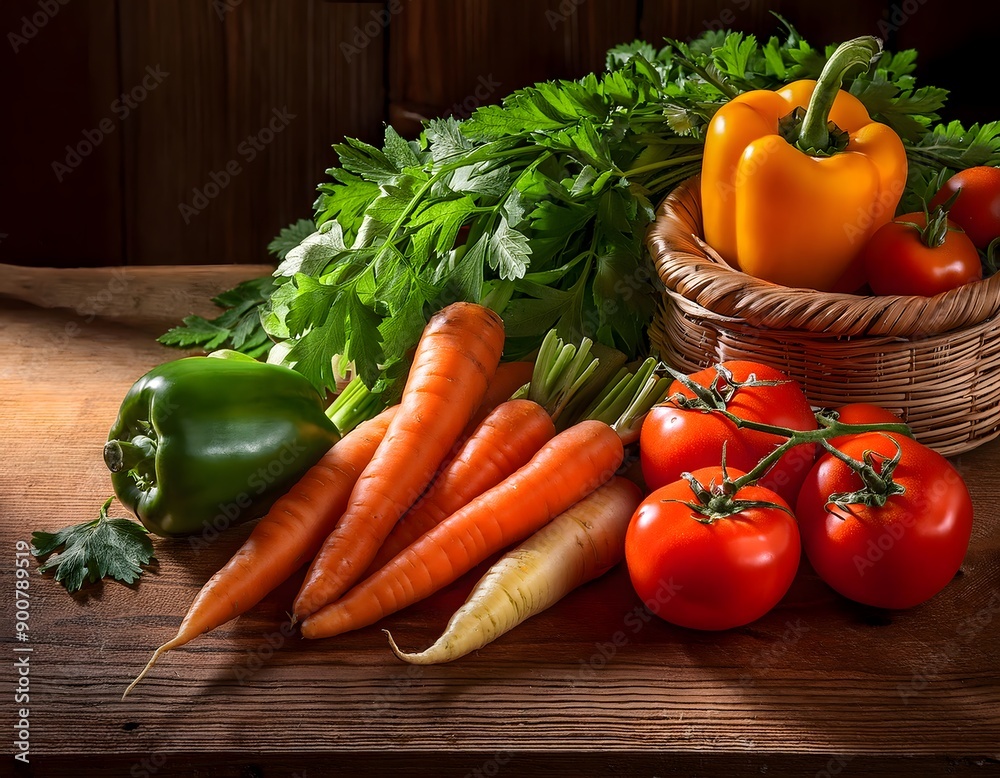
[
  {"x1": 639, "y1": 361, "x2": 817, "y2": 506},
  {"x1": 796, "y1": 433, "x2": 973, "y2": 610},
  {"x1": 861, "y1": 211, "x2": 982, "y2": 297},
  {"x1": 625, "y1": 466, "x2": 801, "y2": 631},
  {"x1": 824, "y1": 402, "x2": 910, "y2": 447},
  {"x1": 929, "y1": 166, "x2": 1000, "y2": 250}
]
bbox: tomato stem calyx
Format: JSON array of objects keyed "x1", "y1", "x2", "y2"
[
  {"x1": 664, "y1": 364, "x2": 788, "y2": 412},
  {"x1": 817, "y1": 436, "x2": 907, "y2": 512},
  {"x1": 658, "y1": 364, "x2": 916, "y2": 511},
  {"x1": 667, "y1": 458, "x2": 792, "y2": 524},
  {"x1": 714, "y1": 410, "x2": 912, "y2": 491},
  {"x1": 899, "y1": 188, "x2": 964, "y2": 249}
]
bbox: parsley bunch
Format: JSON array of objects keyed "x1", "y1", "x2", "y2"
[
  {"x1": 161, "y1": 19, "x2": 1000, "y2": 399},
  {"x1": 260, "y1": 50, "x2": 705, "y2": 395}
]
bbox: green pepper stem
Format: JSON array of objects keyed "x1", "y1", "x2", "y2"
[
  {"x1": 104, "y1": 439, "x2": 155, "y2": 473},
  {"x1": 797, "y1": 36, "x2": 882, "y2": 153}
]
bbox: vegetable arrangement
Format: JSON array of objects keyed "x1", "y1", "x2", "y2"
[
  {"x1": 123, "y1": 407, "x2": 398, "y2": 697},
  {"x1": 30, "y1": 21, "x2": 991, "y2": 695},
  {"x1": 118, "y1": 302, "x2": 671, "y2": 694},
  {"x1": 292, "y1": 301, "x2": 507, "y2": 619},
  {"x1": 160, "y1": 20, "x2": 1000, "y2": 394},
  {"x1": 699, "y1": 34, "x2": 1000, "y2": 295}
]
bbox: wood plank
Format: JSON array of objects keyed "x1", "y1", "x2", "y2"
[
  {"x1": 1, "y1": 274, "x2": 999, "y2": 774},
  {"x1": 0, "y1": 262, "x2": 273, "y2": 332},
  {"x1": 387, "y1": 0, "x2": 638, "y2": 135},
  {"x1": 217, "y1": 0, "x2": 387, "y2": 263},
  {"x1": 117, "y1": 0, "x2": 230, "y2": 266},
  {"x1": 117, "y1": 0, "x2": 386, "y2": 266},
  {"x1": 1, "y1": 0, "x2": 122, "y2": 268}
]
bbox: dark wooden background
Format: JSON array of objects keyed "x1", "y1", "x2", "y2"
[{"x1": 2, "y1": 0, "x2": 995, "y2": 269}]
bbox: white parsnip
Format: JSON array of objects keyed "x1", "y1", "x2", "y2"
[{"x1": 384, "y1": 475, "x2": 643, "y2": 664}]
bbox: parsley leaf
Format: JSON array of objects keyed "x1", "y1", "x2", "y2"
[
  {"x1": 32, "y1": 498, "x2": 156, "y2": 592},
  {"x1": 266, "y1": 218, "x2": 317, "y2": 260},
  {"x1": 901, "y1": 120, "x2": 1000, "y2": 211}
]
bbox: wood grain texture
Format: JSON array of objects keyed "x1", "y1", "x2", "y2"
[
  {"x1": 2, "y1": 276, "x2": 999, "y2": 776},
  {"x1": 0, "y1": 262, "x2": 273, "y2": 332},
  {"x1": 117, "y1": 0, "x2": 386, "y2": 266},
  {"x1": 1, "y1": 0, "x2": 123, "y2": 268},
  {"x1": 388, "y1": 0, "x2": 638, "y2": 135}
]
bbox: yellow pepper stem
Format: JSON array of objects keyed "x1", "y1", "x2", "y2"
[{"x1": 797, "y1": 36, "x2": 883, "y2": 153}]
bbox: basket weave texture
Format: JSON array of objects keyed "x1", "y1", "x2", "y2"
[{"x1": 646, "y1": 175, "x2": 1000, "y2": 457}]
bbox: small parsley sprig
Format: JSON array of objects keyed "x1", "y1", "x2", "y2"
[{"x1": 32, "y1": 498, "x2": 156, "y2": 593}]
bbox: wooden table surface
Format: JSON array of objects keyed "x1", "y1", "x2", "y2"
[{"x1": 2, "y1": 267, "x2": 999, "y2": 777}]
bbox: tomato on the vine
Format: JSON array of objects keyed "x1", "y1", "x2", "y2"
[
  {"x1": 625, "y1": 466, "x2": 801, "y2": 631},
  {"x1": 796, "y1": 433, "x2": 973, "y2": 610},
  {"x1": 639, "y1": 360, "x2": 817, "y2": 506},
  {"x1": 860, "y1": 209, "x2": 982, "y2": 297},
  {"x1": 929, "y1": 165, "x2": 1000, "y2": 250}
]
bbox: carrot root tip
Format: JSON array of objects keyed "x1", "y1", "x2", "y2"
[
  {"x1": 383, "y1": 629, "x2": 407, "y2": 661},
  {"x1": 384, "y1": 629, "x2": 425, "y2": 665},
  {"x1": 122, "y1": 643, "x2": 170, "y2": 700}
]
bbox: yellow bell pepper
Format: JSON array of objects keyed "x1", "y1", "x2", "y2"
[{"x1": 700, "y1": 36, "x2": 908, "y2": 292}]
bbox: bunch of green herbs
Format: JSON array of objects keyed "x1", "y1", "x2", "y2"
[{"x1": 160, "y1": 19, "x2": 1000, "y2": 400}]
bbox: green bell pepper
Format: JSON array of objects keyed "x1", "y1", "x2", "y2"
[{"x1": 103, "y1": 356, "x2": 340, "y2": 538}]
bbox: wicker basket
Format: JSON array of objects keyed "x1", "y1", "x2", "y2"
[{"x1": 646, "y1": 175, "x2": 1000, "y2": 457}]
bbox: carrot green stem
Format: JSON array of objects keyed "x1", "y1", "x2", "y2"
[
  {"x1": 517, "y1": 329, "x2": 601, "y2": 423},
  {"x1": 522, "y1": 331, "x2": 673, "y2": 440},
  {"x1": 581, "y1": 357, "x2": 671, "y2": 442}
]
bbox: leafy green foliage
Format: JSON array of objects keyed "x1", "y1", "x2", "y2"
[
  {"x1": 257, "y1": 53, "x2": 721, "y2": 395},
  {"x1": 160, "y1": 19, "x2": 1000, "y2": 399},
  {"x1": 32, "y1": 498, "x2": 156, "y2": 592},
  {"x1": 267, "y1": 218, "x2": 317, "y2": 260},
  {"x1": 157, "y1": 276, "x2": 276, "y2": 358},
  {"x1": 901, "y1": 121, "x2": 1000, "y2": 212}
]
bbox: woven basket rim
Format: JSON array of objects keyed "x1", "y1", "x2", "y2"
[{"x1": 647, "y1": 175, "x2": 1000, "y2": 338}]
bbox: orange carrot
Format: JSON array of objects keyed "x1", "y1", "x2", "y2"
[
  {"x1": 362, "y1": 398, "x2": 556, "y2": 577},
  {"x1": 293, "y1": 301, "x2": 506, "y2": 620},
  {"x1": 121, "y1": 406, "x2": 397, "y2": 698},
  {"x1": 461, "y1": 360, "x2": 535, "y2": 436},
  {"x1": 386, "y1": 475, "x2": 643, "y2": 664},
  {"x1": 299, "y1": 419, "x2": 624, "y2": 640}
]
